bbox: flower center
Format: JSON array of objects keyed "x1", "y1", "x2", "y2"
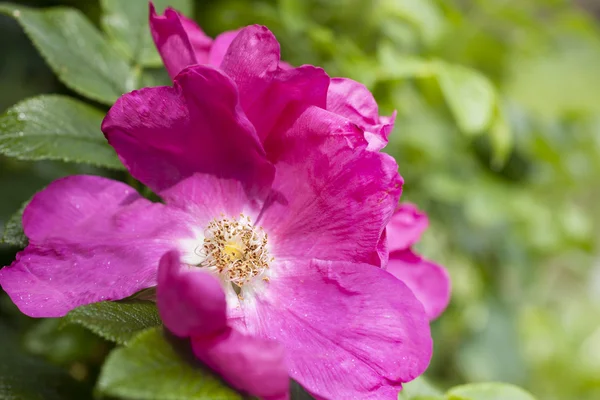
[{"x1": 198, "y1": 214, "x2": 271, "y2": 287}]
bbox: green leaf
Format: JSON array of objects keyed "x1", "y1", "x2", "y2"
[
  {"x1": 381, "y1": 0, "x2": 445, "y2": 45},
  {"x1": 489, "y1": 106, "x2": 512, "y2": 169},
  {"x1": 0, "y1": 95, "x2": 124, "y2": 169},
  {"x1": 101, "y1": 0, "x2": 193, "y2": 67},
  {"x1": 377, "y1": 43, "x2": 436, "y2": 79},
  {"x1": 0, "y1": 322, "x2": 92, "y2": 400},
  {"x1": 0, "y1": 3, "x2": 135, "y2": 104},
  {"x1": 65, "y1": 301, "x2": 162, "y2": 345},
  {"x1": 447, "y1": 382, "x2": 537, "y2": 400},
  {"x1": 97, "y1": 327, "x2": 242, "y2": 400},
  {"x1": 399, "y1": 376, "x2": 444, "y2": 399},
  {"x1": 291, "y1": 381, "x2": 314, "y2": 400},
  {"x1": 141, "y1": 67, "x2": 172, "y2": 88},
  {"x1": 24, "y1": 318, "x2": 108, "y2": 366},
  {"x1": 434, "y1": 61, "x2": 496, "y2": 135},
  {"x1": 1, "y1": 200, "x2": 27, "y2": 247}
]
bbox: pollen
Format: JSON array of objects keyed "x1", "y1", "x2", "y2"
[{"x1": 198, "y1": 214, "x2": 271, "y2": 287}]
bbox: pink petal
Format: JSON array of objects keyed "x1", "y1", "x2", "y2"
[
  {"x1": 157, "y1": 251, "x2": 227, "y2": 337},
  {"x1": 161, "y1": 173, "x2": 259, "y2": 219},
  {"x1": 102, "y1": 65, "x2": 274, "y2": 199},
  {"x1": 0, "y1": 175, "x2": 192, "y2": 317},
  {"x1": 387, "y1": 203, "x2": 429, "y2": 252},
  {"x1": 388, "y1": 250, "x2": 451, "y2": 321},
  {"x1": 192, "y1": 328, "x2": 289, "y2": 400},
  {"x1": 261, "y1": 107, "x2": 403, "y2": 266},
  {"x1": 149, "y1": 4, "x2": 208, "y2": 79},
  {"x1": 208, "y1": 30, "x2": 240, "y2": 66},
  {"x1": 246, "y1": 258, "x2": 432, "y2": 399},
  {"x1": 327, "y1": 77, "x2": 396, "y2": 151},
  {"x1": 178, "y1": 13, "x2": 213, "y2": 63},
  {"x1": 220, "y1": 25, "x2": 329, "y2": 142}
]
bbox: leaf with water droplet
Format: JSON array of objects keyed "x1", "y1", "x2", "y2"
[{"x1": 0, "y1": 95, "x2": 124, "y2": 169}]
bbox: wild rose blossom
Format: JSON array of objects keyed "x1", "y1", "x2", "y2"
[
  {"x1": 0, "y1": 55, "x2": 431, "y2": 400},
  {"x1": 386, "y1": 204, "x2": 451, "y2": 320}
]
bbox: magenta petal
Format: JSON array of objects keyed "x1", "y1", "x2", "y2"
[
  {"x1": 388, "y1": 250, "x2": 451, "y2": 321},
  {"x1": 387, "y1": 203, "x2": 429, "y2": 252},
  {"x1": 149, "y1": 5, "x2": 204, "y2": 79},
  {"x1": 157, "y1": 251, "x2": 227, "y2": 337},
  {"x1": 208, "y1": 30, "x2": 240, "y2": 66},
  {"x1": 178, "y1": 13, "x2": 213, "y2": 63},
  {"x1": 161, "y1": 173, "x2": 259, "y2": 221},
  {"x1": 220, "y1": 26, "x2": 329, "y2": 142},
  {"x1": 220, "y1": 25, "x2": 279, "y2": 100},
  {"x1": 327, "y1": 77, "x2": 395, "y2": 150},
  {"x1": 192, "y1": 328, "x2": 289, "y2": 400},
  {"x1": 0, "y1": 175, "x2": 192, "y2": 317},
  {"x1": 102, "y1": 65, "x2": 275, "y2": 198},
  {"x1": 248, "y1": 259, "x2": 432, "y2": 399},
  {"x1": 261, "y1": 107, "x2": 402, "y2": 266}
]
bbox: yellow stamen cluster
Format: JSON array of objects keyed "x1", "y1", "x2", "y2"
[{"x1": 199, "y1": 214, "x2": 271, "y2": 287}]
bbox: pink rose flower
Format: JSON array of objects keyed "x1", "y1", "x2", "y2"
[{"x1": 0, "y1": 61, "x2": 431, "y2": 398}]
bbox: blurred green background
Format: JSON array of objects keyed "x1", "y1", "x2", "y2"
[{"x1": 1, "y1": 0, "x2": 600, "y2": 399}]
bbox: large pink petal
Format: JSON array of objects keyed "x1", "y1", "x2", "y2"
[
  {"x1": 244, "y1": 259, "x2": 432, "y2": 399},
  {"x1": 260, "y1": 107, "x2": 403, "y2": 266},
  {"x1": 220, "y1": 25, "x2": 329, "y2": 143},
  {"x1": 102, "y1": 65, "x2": 274, "y2": 199},
  {"x1": 387, "y1": 203, "x2": 429, "y2": 252},
  {"x1": 208, "y1": 30, "x2": 240, "y2": 66},
  {"x1": 388, "y1": 250, "x2": 451, "y2": 321},
  {"x1": 327, "y1": 77, "x2": 395, "y2": 151},
  {"x1": 149, "y1": 4, "x2": 209, "y2": 78},
  {"x1": 157, "y1": 251, "x2": 227, "y2": 337},
  {"x1": 0, "y1": 175, "x2": 192, "y2": 317},
  {"x1": 192, "y1": 328, "x2": 289, "y2": 400}
]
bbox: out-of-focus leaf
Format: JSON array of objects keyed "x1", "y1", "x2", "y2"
[
  {"x1": 100, "y1": 0, "x2": 193, "y2": 67},
  {"x1": 458, "y1": 302, "x2": 526, "y2": 384},
  {"x1": 24, "y1": 318, "x2": 107, "y2": 366},
  {"x1": 489, "y1": 105, "x2": 513, "y2": 168},
  {"x1": 381, "y1": 0, "x2": 444, "y2": 45},
  {"x1": 278, "y1": 0, "x2": 309, "y2": 33},
  {"x1": 377, "y1": 43, "x2": 435, "y2": 79},
  {"x1": 291, "y1": 381, "x2": 314, "y2": 400},
  {"x1": 507, "y1": 47, "x2": 600, "y2": 116},
  {"x1": 447, "y1": 382, "x2": 537, "y2": 400},
  {"x1": 434, "y1": 61, "x2": 496, "y2": 135},
  {"x1": 65, "y1": 301, "x2": 161, "y2": 345},
  {"x1": 0, "y1": 95, "x2": 123, "y2": 169},
  {"x1": 0, "y1": 322, "x2": 92, "y2": 400},
  {"x1": 97, "y1": 327, "x2": 242, "y2": 400},
  {"x1": 399, "y1": 376, "x2": 444, "y2": 399},
  {"x1": 1, "y1": 199, "x2": 27, "y2": 247},
  {"x1": 140, "y1": 67, "x2": 172, "y2": 87},
  {"x1": 0, "y1": 3, "x2": 135, "y2": 104}
]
